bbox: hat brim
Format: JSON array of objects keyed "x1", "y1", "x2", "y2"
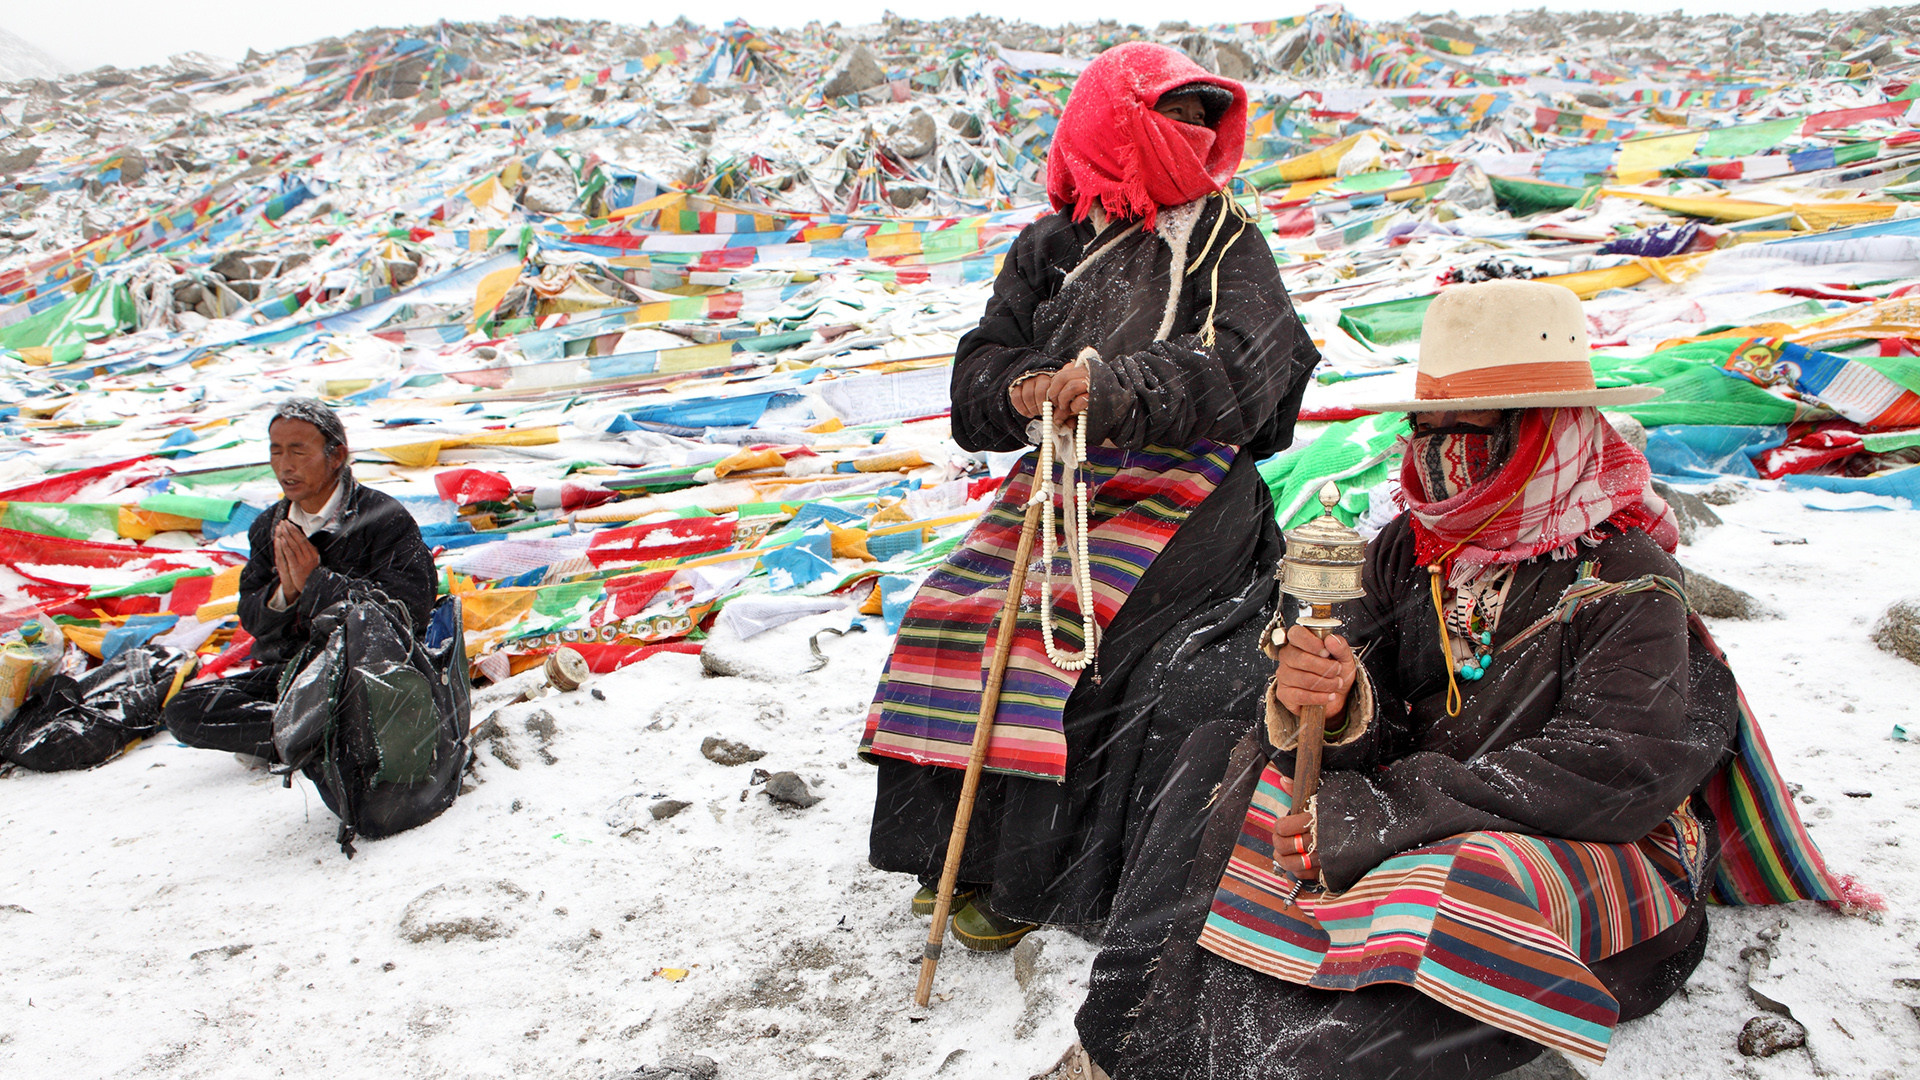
[{"x1": 1354, "y1": 385, "x2": 1664, "y2": 413}]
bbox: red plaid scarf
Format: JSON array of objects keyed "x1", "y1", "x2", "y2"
[{"x1": 1400, "y1": 407, "x2": 1679, "y2": 586}]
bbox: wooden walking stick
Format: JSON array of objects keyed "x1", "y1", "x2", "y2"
[
  {"x1": 1277, "y1": 483, "x2": 1368, "y2": 817},
  {"x1": 914, "y1": 494, "x2": 1046, "y2": 1007}
]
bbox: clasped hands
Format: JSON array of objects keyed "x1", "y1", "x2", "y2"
[
  {"x1": 1268, "y1": 623, "x2": 1360, "y2": 882},
  {"x1": 273, "y1": 520, "x2": 321, "y2": 603},
  {"x1": 1009, "y1": 357, "x2": 1091, "y2": 421}
]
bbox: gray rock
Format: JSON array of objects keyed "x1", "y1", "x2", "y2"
[
  {"x1": 819, "y1": 44, "x2": 886, "y2": 100},
  {"x1": 948, "y1": 110, "x2": 984, "y2": 139},
  {"x1": 1212, "y1": 41, "x2": 1255, "y2": 81},
  {"x1": 1606, "y1": 412, "x2": 1647, "y2": 455},
  {"x1": 701, "y1": 736, "x2": 766, "y2": 766},
  {"x1": 1698, "y1": 480, "x2": 1749, "y2": 506},
  {"x1": 1651, "y1": 480, "x2": 1721, "y2": 545},
  {"x1": 1683, "y1": 566, "x2": 1764, "y2": 620},
  {"x1": 471, "y1": 713, "x2": 520, "y2": 770},
  {"x1": 610, "y1": 1053, "x2": 719, "y2": 1080},
  {"x1": 1011, "y1": 931, "x2": 1047, "y2": 992},
  {"x1": 1738, "y1": 1014, "x2": 1808, "y2": 1058},
  {"x1": 211, "y1": 250, "x2": 268, "y2": 281},
  {"x1": 0, "y1": 145, "x2": 43, "y2": 176},
  {"x1": 650, "y1": 799, "x2": 692, "y2": 821},
  {"x1": 887, "y1": 183, "x2": 929, "y2": 209},
  {"x1": 115, "y1": 147, "x2": 146, "y2": 184},
  {"x1": 524, "y1": 709, "x2": 559, "y2": 765},
  {"x1": 1871, "y1": 596, "x2": 1920, "y2": 667},
  {"x1": 762, "y1": 771, "x2": 821, "y2": 808},
  {"x1": 887, "y1": 109, "x2": 937, "y2": 159}
]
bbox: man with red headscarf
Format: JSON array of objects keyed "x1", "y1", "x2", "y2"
[{"x1": 860, "y1": 43, "x2": 1320, "y2": 951}]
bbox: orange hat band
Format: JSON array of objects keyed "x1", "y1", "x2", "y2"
[{"x1": 1415, "y1": 361, "x2": 1597, "y2": 401}]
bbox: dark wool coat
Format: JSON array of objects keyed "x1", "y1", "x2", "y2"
[
  {"x1": 238, "y1": 475, "x2": 437, "y2": 666},
  {"x1": 868, "y1": 195, "x2": 1321, "y2": 926},
  {"x1": 1076, "y1": 517, "x2": 1740, "y2": 1079}
]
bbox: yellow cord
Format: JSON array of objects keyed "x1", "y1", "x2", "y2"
[
  {"x1": 1185, "y1": 193, "x2": 1251, "y2": 349},
  {"x1": 1425, "y1": 409, "x2": 1563, "y2": 717}
]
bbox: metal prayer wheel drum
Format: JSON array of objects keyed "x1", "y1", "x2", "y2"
[{"x1": 1280, "y1": 482, "x2": 1368, "y2": 633}]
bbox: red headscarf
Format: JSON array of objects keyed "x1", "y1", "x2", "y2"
[{"x1": 1045, "y1": 43, "x2": 1248, "y2": 232}]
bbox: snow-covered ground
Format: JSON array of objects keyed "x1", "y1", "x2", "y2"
[{"x1": 0, "y1": 486, "x2": 1915, "y2": 1080}]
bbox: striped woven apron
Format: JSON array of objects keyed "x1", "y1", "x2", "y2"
[{"x1": 860, "y1": 439, "x2": 1234, "y2": 782}]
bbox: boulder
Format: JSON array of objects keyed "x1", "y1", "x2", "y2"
[
  {"x1": 1870, "y1": 596, "x2": 1920, "y2": 666},
  {"x1": 1738, "y1": 1014, "x2": 1808, "y2": 1058},
  {"x1": 819, "y1": 44, "x2": 886, "y2": 100},
  {"x1": 1212, "y1": 41, "x2": 1256, "y2": 81},
  {"x1": 762, "y1": 771, "x2": 821, "y2": 809},
  {"x1": 1606, "y1": 412, "x2": 1647, "y2": 455},
  {"x1": 887, "y1": 108, "x2": 937, "y2": 159},
  {"x1": 1682, "y1": 566, "x2": 1765, "y2": 620},
  {"x1": 700, "y1": 736, "x2": 766, "y2": 766},
  {"x1": 1651, "y1": 480, "x2": 1721, "y2": 545}
]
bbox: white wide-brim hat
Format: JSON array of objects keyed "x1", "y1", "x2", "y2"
[{"x1": 1357, "y1": 279, "x2": 1663, "y2": 412}]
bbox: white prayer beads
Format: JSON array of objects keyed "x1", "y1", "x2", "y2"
[{"x1": 1030, "y1": 399, "x2": 1096, "y2": 671}]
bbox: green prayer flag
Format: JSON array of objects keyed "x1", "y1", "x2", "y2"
[
  {"x1": 139, "y1": 493, "x2": 238, "y2": 522},
  {"x1": 0, "y1": 284, "x2": 136, "y2": 352},
  {"x1": 1258, "y1": 413, "x2": 1409, "y2": 529},
  {"x1": 88, "y1": 568, "x2": 213, "y2": 599},
  {"x1": 1337, "y1": 294, "x2": 1435, "y2": 348},
  {"x1": 1488, "y1": 176, "x2": 1596, "y2": 217},
  {"x1": 1863, "y1": 355, "x2": 1920, "y2": 396},
  {"x1": 1700, "y1": 118, "x2": 1799, "y2": 159},
  {"x1": 0, "y1": 502, "x2": 121, "y2": 541}
]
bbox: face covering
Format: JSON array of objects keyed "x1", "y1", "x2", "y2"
[{"x1": 1410, "y1": 418, "x2": 1513, "y2": 501}]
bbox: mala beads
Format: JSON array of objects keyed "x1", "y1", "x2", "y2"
[{"x1": 1031, "y1": 399, "x2": 1096, "y2": 671}]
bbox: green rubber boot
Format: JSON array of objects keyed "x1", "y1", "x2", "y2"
[
  {"x1": 909, "y1": 884, "x2": 975, "y2": 917},
  {"x1": 952, "y1": 896, "x2": 1037, "y2": 952}
]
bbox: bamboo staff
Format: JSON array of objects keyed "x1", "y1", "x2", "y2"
[{"x1": 914, "y1": 496, "x2": 1045, "y2": 1007}]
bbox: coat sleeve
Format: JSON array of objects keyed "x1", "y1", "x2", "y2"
[
  {"x1": 949, "y1": 218, "x2": 1077, "y2": 452},
  {"x1": 1084, "y1": 205, "x2": 1318, "y2": 451},
  {"x1": 1312, "y1": 585, "x2": 1731, "y2": 894}
]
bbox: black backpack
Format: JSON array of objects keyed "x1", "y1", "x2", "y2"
[{"x1": 273, "y1": 590, "x2": 469, "y2": 856}]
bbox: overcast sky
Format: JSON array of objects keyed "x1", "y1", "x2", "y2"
[{"x1": 10, "y1": 1, "x2": 1856, "y2": 73}]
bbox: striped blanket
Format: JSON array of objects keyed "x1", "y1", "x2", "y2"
[
  {"x1": 860, "y1": 439, "x2": 1233, "y2": 782},
  {"x1": 1197, "y1": 616, "x2": 1859, "y2": 1063}
]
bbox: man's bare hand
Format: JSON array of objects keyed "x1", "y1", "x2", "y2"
[
  {"x1": 1272, "y1": 623, "x2": 1358, "y2": 717},
  {"x1": 1270, "y1": 811, "x2": 1318, "y2": 881},
  {"x1": 1046, "y1": 358, "x2": 1091, "y2": 420},
  {"x1": 1010, "y1": 372, "x2": 1054, "y2": 418},
  {"x1": 274, "y1": 521, "x2": 321, "y2": 601}
]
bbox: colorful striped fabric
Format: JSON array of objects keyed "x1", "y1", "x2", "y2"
[
  {"x1": 860, "y1": 440, "x2": 1233, "y2": 781},
  {"x1": 1692, "y1": 614, "x2": 1855, "y2": 906},
  {"x1": 1198, "y1": 766, "x2": 1707, "y2": 1063}
]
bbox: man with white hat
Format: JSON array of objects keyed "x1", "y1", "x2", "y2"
[{"x1": 1064, "y1": 280, "x2": 1859, "y2": 1080}]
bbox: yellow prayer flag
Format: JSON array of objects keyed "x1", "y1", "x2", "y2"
[{"x1": 1615, "y1": 132, "x2": 1702, "y2": 185}]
